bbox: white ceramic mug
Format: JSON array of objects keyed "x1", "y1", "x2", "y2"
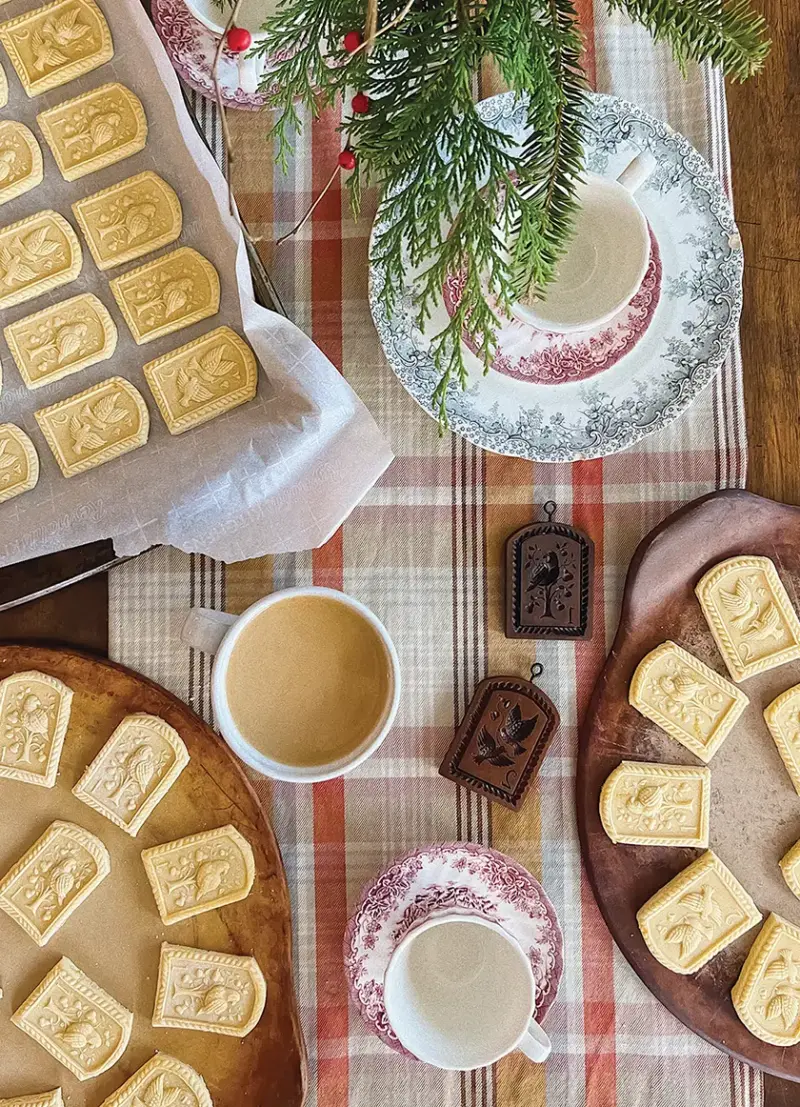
[
  {"x1": 183, "y1": 0, "x2": 276, "y2": 94},
  {"x1": 383, "y1": 913, "x2": 552, "y2": 1069},
  {"x1": 512, "y1": 150, "x2": 657, "y2": 333},
  {"x1": 181, "y1": 587, "x2": 401, "y2": 783}
]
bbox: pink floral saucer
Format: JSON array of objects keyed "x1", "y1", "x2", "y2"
[{"x1": 344, "y1": 842, "x2": 563, "y2": 1055}]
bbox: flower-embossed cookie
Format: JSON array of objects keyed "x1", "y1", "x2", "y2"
[
  {"x1": 637, "y1": 850, "x2": 761, "y2": 975},
  {"x1": 696, "y1": 555, "x2": 800, "y2": 682},
  {"x1": 0, "y1": 1093, "x2": 63, "y2": 1107},
  {"x1": 629, "y1": 640, "x2": 748, "y2": 763},
  {"x1": 0, "y1": 210, "x2": 82, "y2": 310},
  {"x1": 152, "y1": 942, "x2": 267, "y2": 1037},
  {"x1": 0, "y1": 669, "x2": 72, "y2": 787},
  {"x1": 142, "y1": 824, "x2": 255, "y2": 925},
  {"x1": 73, "y1": 713, "x2": 189, "y2": 837},
  {"x1": 72, "y1": 170, "x2": 182, "y2": 271},
  {"x1": 599, "y1": 761, "x2": 710, "y2": 847},
  {"x1": 35, "y1": 376, "x2": 149, "y2": 478},
  {"x1": 37, "y1": 82, "x2": 146, "y2": 182},
  {"x1": 732, "y1": 913, "x2": 800, "y2": 1045},
  {"x1": 98, "y1": 1053, "x2": 212, "y2": 1107},
  {"x1": 144, "y1": 326, "x2": 258, "y2": 434},
  {"x1": 12, "y1": 956, "x2": 133, "y2": 1080},
  {"x1": 0, "y1": 121, "x2": 43, "y2": 206},
  {"x1": 110, "y1": 247, "x2": 220, "y2": 345},
  {"x1": 0, "y1": 0, "x2": 113, "y2": 97},
  {"x1": 764, "y1": 684, "x2": 800, "y2": 796},
  {"x1": 0, "y1": 819, "x2": 110, "y2": 946},
  {"x1": 5, "y1": 292, "x2": 117, "y2": 389},
  {"x1": 0, "y1": 424, "x2": 39, "y2": 504}
]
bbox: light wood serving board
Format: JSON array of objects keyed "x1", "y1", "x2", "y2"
[{"x1": 0, "y1": 645, "x2": 307, "y2": 1106}]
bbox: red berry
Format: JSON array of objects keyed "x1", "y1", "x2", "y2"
[
  {"x1": 343, "y1": 30, "x2": 362, "y2": 52},
  {"x1": 338, "y1": 149, "x2": 357, "y2": 171},
  {"x1": 351, "y1": 92, "x2": 369, "y2": 114},
  {"x1": 226, "y1": 25, "x2": 252, "y2": 52}
]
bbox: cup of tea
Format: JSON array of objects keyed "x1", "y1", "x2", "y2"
[
  {"x1": 181, "y1": 587, "x2": 401, "y2": 782},
  {"x1": 383, "y1": 913, "x2": 552, "y2": 1069}
]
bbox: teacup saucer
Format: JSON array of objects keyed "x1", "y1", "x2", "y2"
[{"x1": 344, "y1": 842, "x2": 563, "y2": 1056}]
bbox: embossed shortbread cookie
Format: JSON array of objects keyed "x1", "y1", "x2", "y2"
[
  {"x1": 599, "y1": 761, "x2": 710, "y2": 847},
  {"x1": 629, "y1": 640, "x2": 748, "y2": 763},
  {"x1": 110, "y1": 247, "x2": 220, "y2": 345},
  {"x1": 732, "y1": 913, "x2": 800, "y2": 1045},
  {"x1": 0, "y1": 669, "x2": 72, "y2": 786},
  {"x1": 97, "y1": 1052, "x2": 212, "y2": 1107},
  {"x1": 0, "y1": 0, "x2": 113, "y2": 97},
  {"x1": 12, "y1": 956, "x2": 133, "y2": 1080},
  {"x1": 696, "y1": 555, "x2": 800, "y2": 682},
  {"x1": 73, "y1": 713, "x2": 189, "y2": 837},
  {"x1": 0, "y1": 1092, "x2": 63, "y2": 1107},
  {"x1": 780, "y1": 839, "x2": 800, "y2": 900},
  {"x1": 142, "y1": 824, "x2": 256, "y2": 925},
  {"x1": 0, "y1": 819, "x2": 110, "y2": 945},
  {"x1": 38, "y1": 82, "x2": 146, "y2": 182},
  {"x1": 0, "y1": 121, "x2": 43, "y2": 206},
  {"x1": 0, "y1": 424, "x2": 39, "y2": 504},
  {"x1": 144, "y1": 326, "x2": 258, "y2": 435},
  {"x1": 0, "y1": 209, "x2": 82, "y2": 310},
  {"x1": 152, "y1": 942, "x2": 267, "y2": 1037},
  {"x1": 0, "y1": 62, "x2": 7, "y2": 108},
  {"x1": 637, "y1": 850, "x2": 761, "y2": 975},
  {"x1": 35, "y1": 376, "x2": 149, "y2": 478},
  {"x1": 6, "y1": 292, "x2": 117, "y2": 389},
  {"x1": 72, "y1": 170, "x2": 182, "y2": 271},
  {"x1": 764, "y1": 684, "x2": 800, "y2": 796}
]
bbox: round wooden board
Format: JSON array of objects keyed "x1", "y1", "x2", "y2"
[
  {"x1": 577, "y1": 490, "x2": 800, "y2": 1081},
  {"x1": 0, "y1": 645, "x2": 307, "y2": 1106}
]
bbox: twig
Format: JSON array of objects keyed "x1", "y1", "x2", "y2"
[
  {"x1": 211, "y1": 0, "x2": 244, "y2": 217},
  {"x1": 347, "y1": 0, "x2": 417, "y2": 58},
  {"x1": 275, "y1": 163, "x2": 341, "y2": 246}
]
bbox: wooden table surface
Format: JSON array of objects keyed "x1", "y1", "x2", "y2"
[{"x1": 1, "y1": 0, "x2": 795, "y2": 1097}]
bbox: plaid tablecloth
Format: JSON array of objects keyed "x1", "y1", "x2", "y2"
[{"x1": 110, "y1": 2, "x2": 759, "y2": 1104}]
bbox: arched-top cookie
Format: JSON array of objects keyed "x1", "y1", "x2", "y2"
[
  {"x1": 732, "y1": 913, "x2": 800, "y2": 1045},
  {"x1": 5, "y1": 292, "x2": 117, "y2": 389},
  {"x1": 0, "y1": 121, "x2": 43, "y2": 207},
  {"x1": 152, "y1": 942, "x2": 267, "y2": 1038},
  {"x1": 0, "y1": 1092, "x2": 63, "y2": 1107},
  {"x1": 37, "y1": 82, "x2": 147, "y2": 182},
  {"x1": 599, "y1": 760, "x2": 710, "y2": 848},
  {"x1": 0, "y1": 669, "x2": 72, "y2": 786},
  {"x1": 72, "y1": 170, "x2": 182, "y2": 270},
  {"x1": 110, "y1": 246, "x2": 220, "y2": 344},
  {"x1": 0, "y1": 424, "x2": 39, "y2": 505},
  {"x1": 0, "y1": 210, "x2": 82, "y2": 310},
  {"x1": 98, "y1": 1053, "x2": 212, "y2": 1107},
  {"x1": 0, "y1": 0, "x2": 113, "y2": 97}
]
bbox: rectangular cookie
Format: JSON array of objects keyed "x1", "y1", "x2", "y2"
[
  {"x1": 0, "y1": 423, "x2": 39, "y2": 504},
  {"x1": 0, "y1": 209, "x2": 82, "y2": 310},
  {"x1": 0, "y1": 0, "x2": 113, "y2": 97},
  {"x1": 732, "y1": 913, "x2": 800, "y2": 1045},
  {"x1": 599, "y1": 760, "x2": 710, "y2": 847},
  {"x1": 37, "y1": 81, "x2": 147, "y2": 181},
  {"x1": 110, "y1": 246, "x2": 220, "y2": 344},
  {"x1": 0, "y1": 669, "x2": 72, "y2": 786},
  {"x1": 5, "y1": 292, "x2": 117, "y2": 388},
  {"x1": 0, "y1": 121, "x2": 43, "y2": 206},
  {"x1": 152, "y1": 943, "x2": 266, "y2": 1037},
  {"x1": 764, "y1": 684, "x2": 800, "y2": 796},
  {"x1": 72, "y1": 170, "x2": 182, "y2": 270}
]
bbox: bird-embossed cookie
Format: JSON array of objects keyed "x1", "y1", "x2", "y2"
[
  {"x1": 72, "y1": 713, "x2": 189, "y2": 837},
  {"x1": 0, "y1": 819, "x2": 110, "y2": 946},
  {"x1": 0, "y1": 670, "x2": 72, "y2": 786},
  {"x1": 152, "y1": 943, "x2": 267, "y2": 1037},
  {"x1": 12, "y1": 956, "x2": 133, "y2": 1080},
  {"x1": 5, "y1": 292, "x2": 117, "y2": 389},
  {"x1": 629, "y1": 640, "x2": 748, "y2": 763},
  {"x1": 732, "y1": 913, "x2": 800, "y2": 1045},
  {"x1": 98, "y1": 1054, "x2": 211, "y2": 1107},
  {"x1": 37, "y1": 82, "x2": 146, "y2": 182},
  {"x1": 696, "y1": 555, "x2": 800, "y2": 682},
  {"x1": 0, "y1": 1093, "x2": 63, "y2": 1107},
  {"x1": 0, "y1": 209, "x2": 82, "y2": 310},
  {"x1": 0, "y1": 0, "x2": 113, "y2": 97},
  {"x1": 110, "y1": 247, "x2": 220, "y2": 345},
  {"x1": 144, "y1": 326, "x2": 258, "y2": 435},
  {"x1": 599, "y1": 761, "x2": 710, "y2": 848},
  {"x1": 0, "y1": 121, "x2": 43, "y2": 206},
  {"x1": 142, "y1": 824, "x2": 255, "y2": 925},
  {"x1": 637, "y1": 850, "x2": 761, "y2": 975},
  {"x1": 0, "y1": 424, "x2": 40, "y2": 504},
  {"x1": 35, "y1": 376, "x2": 149, "y2": 478},
  {"x1": 764, "y1": 684, "x2": 800, "y2": 796},
  {"x1": 72, "y1": 170, "x2": 182, "y2": 271}
]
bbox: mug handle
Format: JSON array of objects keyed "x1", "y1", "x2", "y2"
[
  {"x1": 236, "y1": 52, "x2": 264, "y2": 96},
  {"x1": 616, "y1": 150, "x2": 657, "y2": 194},
  {"x1": 181, "y1": 608, "x2": 237, "y2": 654},
  {"x1": 517, "y1": 1017, "x2": 552, "y2": 1063}
]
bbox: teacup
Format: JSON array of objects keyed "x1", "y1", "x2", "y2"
[
  {"x1": 183, "y1": 0, "x2": 277, "y2": 94},
  {"x1": 383, "y1": 913, "x2": 552, "y2": 1069}
]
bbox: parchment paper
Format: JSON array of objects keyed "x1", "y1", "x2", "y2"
[{"x1": 0, "y1": 0, "x2": 392, "y2": 566}]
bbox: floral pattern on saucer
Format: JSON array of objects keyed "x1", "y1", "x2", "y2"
[{"x1": 343, "y1": 842, "x2": 563, "y2": 1056}]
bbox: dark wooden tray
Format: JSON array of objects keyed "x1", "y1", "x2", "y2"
[{"x1": 577, "y1": 489, "x2": 800, "y2": 1081}]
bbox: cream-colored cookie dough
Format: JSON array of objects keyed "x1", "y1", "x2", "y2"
[
  {"x1": 0, "y1": 819, "x2": 110, "y2": 946},
  {"x1": 0, "y1": 0, "x2": 113, "y2": 97},
  {"x1": 98, "y1": 1053, "x2": 212, "y2": 1107},
  {"x1": 110, "y1": 246, "x2": 220, "y2": 344},
  {"x1": 696, "y1": 555, "x2": 800, "y2": 681},
  {"x1": 37, "y1": 82, "x2": 146, "y2": 181},
  {"x1": 142, "y1": 823, "x2": 255, "y2": 925},
  {"x1": 0, "y1": 424, "x2": 39, "y2": 505},
  {"x1": 0, "y1": 669, "x2": 72, "y2": 786},
  {"x1": 629, "y1": 640, "x2": 748, "y2": 763},
  {"x1": 732, "y1": 913, "x2": 800, "y2": 1045},
  {"x1": 780, "y1": 839, "x2": 800, "y2": 900},
  {"x1": 152, "y1": 942, "x2": 266, "y2": 1037},
  {"x1": 764, "y1": 683, "x2": 800, "y2": 795},
  {"x1": 599, "y1": 761, "x2": 710, "y2": 847},
  {"x1": 0, "y1": 209, "x2": 82, "y2": 310},
  {"x1": 73, "y1": 713, "x2": 189, "y2": 837},
  {"x1": 12, "y1": 956, "x2": 133, "y2": 1081},
  {"x1": 6, "y1": 292, "x2": 117, "y2": 389},
  {"x1": 0, "y1": 121, "x2": 43, "y2": 206},
  {"x1": 637, "y1": 850, "x2": 761, "y2": 975},
  {"x1": 0, "y1": 61, "x2": 7, "y2": 108},
  {"x1": 72, "y1": 170, "x2": 182, "y2": 270},
  {"x1": 0, "y1": 1093, "x2": 63, "y2": 1107}
]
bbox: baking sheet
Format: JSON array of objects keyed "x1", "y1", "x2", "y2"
[{"x1": 0, "y1": 0, "x2": 392, "y2": 566}]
